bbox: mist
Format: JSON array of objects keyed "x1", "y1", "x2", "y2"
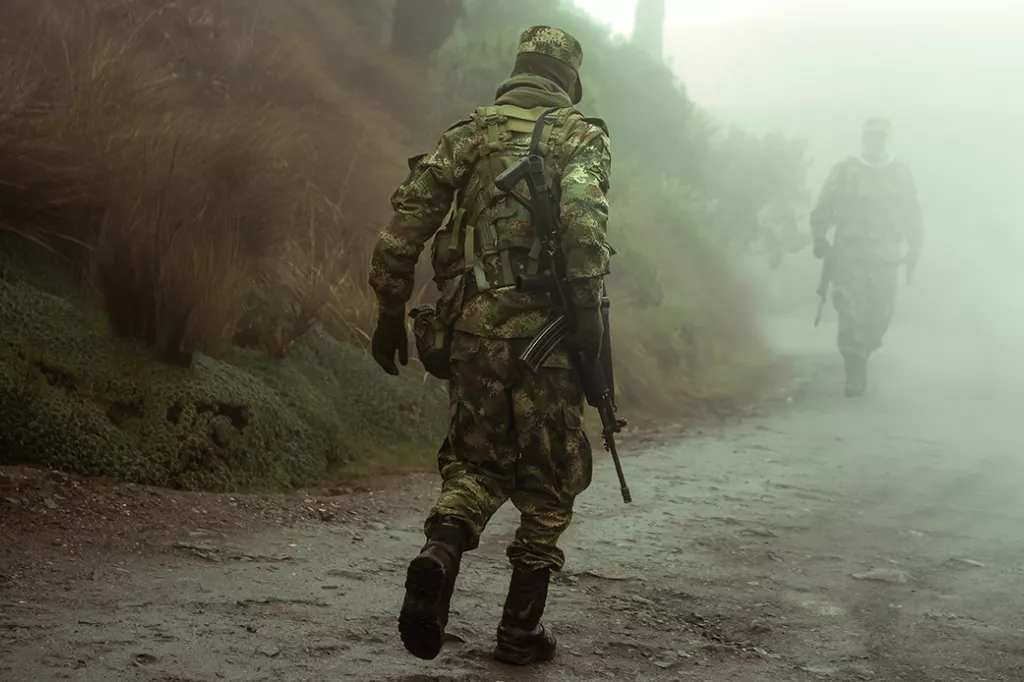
[
  {"x1": 648, "y1": 15, "x2": 1024, "y2": 678},
  {"x1": 664, "y1": 8, "x2": 1024, "y2": 360},
  {"x1": 3, "y1": 2, "x2": 1024, "y2": 679}
]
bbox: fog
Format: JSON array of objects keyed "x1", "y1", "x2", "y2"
[
  {"x1": 647, "y1": 7, "x2": 1024, "y2": 369},
  {"x1": 656, "y1": 16, "x2": 1024, "y2": 669},
  {"x1": 568, "y1": 1, "x2": 1024, "y2": 369},
  {"x1": 4, "y1": 3, "x2": 1024, "y2": 677}
]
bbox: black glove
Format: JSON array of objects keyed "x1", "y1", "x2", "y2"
[
  {"x1": 371, "y1": 306, "x2": 408, "y2": 376},
  {"x1": 813, "y1": 238, "x2": 831, "y2": 259},
  {"x1": 565, "y1": 307, "x2": 603, "y2": 359}
]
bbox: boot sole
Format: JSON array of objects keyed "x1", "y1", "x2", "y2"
[
  {"x1": 493, "y1": 644, "x2": 556, "y2": 666},
  {"x1": 399, "y1": 555, "x2": 446, "y2": 660}
]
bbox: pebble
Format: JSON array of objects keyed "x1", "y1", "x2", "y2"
[
  {"x1": 851, "y1": 568, "x2": 913, "y2": 584},
  {"x1": 947, "y1": 557, "x2": 986, "y2": 569},
  {"x1": 257, "y1": 644, "x2": 281, "y2": 658}
]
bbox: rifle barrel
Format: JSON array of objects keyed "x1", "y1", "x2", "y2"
[{"x1": 605, "y1": 435, "x2": 632, "y2": 504}]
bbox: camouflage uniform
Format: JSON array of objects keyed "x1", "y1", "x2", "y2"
[
  {"x1": 370, "y1": 26, "x2": 611, "y2": 664},
  {"x1": 370, "y1": 30, "x2": 609, "y2": 571},
  {"x1": 810, "y1": 120, "x2": 923, "y2": 364}
]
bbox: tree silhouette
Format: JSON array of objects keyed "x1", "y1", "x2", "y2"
[
  {"x1": 633, "y1": 0, "x2": 666, "y2": 61},
  {"x1": 390, "y1": 0, "x2": 464, "y2": 61}
]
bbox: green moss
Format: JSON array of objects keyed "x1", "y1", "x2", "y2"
[{"x1": 0, "y1": 276, "x2": 447, "y2": 491}]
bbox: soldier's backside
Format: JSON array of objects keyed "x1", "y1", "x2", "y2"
[{"x1": 367, "y1": 26, "x2": 612, "y2": 667}]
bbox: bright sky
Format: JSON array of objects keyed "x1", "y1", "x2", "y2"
[{"x1": 573, "y1": 0, "x2": 1022, "y2": 32}]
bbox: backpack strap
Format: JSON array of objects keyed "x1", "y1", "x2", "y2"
[
  {"x1": 530, "y1": 106, "x2": 564, "y2": 157},
  {"x1": 522, "y1": 107, "x2": 566, "y2": 276}
]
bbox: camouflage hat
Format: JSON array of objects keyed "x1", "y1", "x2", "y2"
[
  {"x1": 863, "y1": 117, "x2": 893, "y2": 135},
  {"x1": 517, "y1": 26, "x2": 584, "y2": 72},
  {"x1": 517, "y1": 26, "x2": 584, "y2": 102}
]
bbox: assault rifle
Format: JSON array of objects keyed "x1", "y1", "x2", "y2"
[
  {"x1": 814, "y1": 246, "x2": 836, "y2": 327},
  {"x1": 494, "y1": 107, "x2": 631, "y2": 505}
]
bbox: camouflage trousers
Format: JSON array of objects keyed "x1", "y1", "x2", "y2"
[
  {"x1": 832, "y1": 257, "x2": 899, "y2": 358},
  {"x1": 425, "y1": 332, "x2": 593, "y2": 571}
]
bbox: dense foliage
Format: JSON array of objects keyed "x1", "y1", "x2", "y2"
[
  {"x1": 0, "y1": 0, "x2": 807, "y2": 420},
  {"x1": 429, "y1": 0, "x2": 810, "y2": 408}
]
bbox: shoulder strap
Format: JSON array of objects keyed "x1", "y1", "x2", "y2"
[
  {"x1": 529, "y1": 107, "x2": 564, "y2": 157},
  {"x1": 520, "y1": 107, "x2": 567, "y2": 278}
]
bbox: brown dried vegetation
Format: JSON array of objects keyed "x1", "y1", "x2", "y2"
[
  {"x1": 0, "y1": 0, "x2": 426, "y2": 364},
  {"x1": 0, "y1": 0, "x2": 782, "y2": 424}
]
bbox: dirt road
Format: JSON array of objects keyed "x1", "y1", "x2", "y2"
[{"x1": 3, "y1": 318, "x2": 1024, "y2": 682}]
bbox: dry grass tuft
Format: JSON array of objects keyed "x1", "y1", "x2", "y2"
[
  {"x1": 0, "y1": 0, "x2": 429, "y2": 364},
  {"x1": 0, "y1": 0, "x2": 779, "y2": 416}
]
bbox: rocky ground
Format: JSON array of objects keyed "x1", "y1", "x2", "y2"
[{"x1": 2, "y1": 318, "x2": 1023, "y2": 682}]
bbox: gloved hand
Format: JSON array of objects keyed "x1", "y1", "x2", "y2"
[
  {"x1": 813, "y1": 237, "x2": 831, "y2": 259},
  {"x1": 565, "y1": 307, "x2": 604, "y2": 358},
  {"x1": 371, "y1": 306, "x2": 408, "y2": 376}
]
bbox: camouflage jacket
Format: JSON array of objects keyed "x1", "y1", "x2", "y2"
[
  {"x1": 369, "y1": 75, "x2": 612, "y2": 340},
  {"x1": 810, "y1": 156, "x2": 924, "y2": 264}
]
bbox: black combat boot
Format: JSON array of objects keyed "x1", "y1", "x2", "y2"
[
  {"x1": 398, "y1": 524, "x2": 466, "y2": 660},
  {"x1": 843, "y1": 352, "x2": 867, "y2": 397},
  {"x1": 493, "y1": 567, "x2": 557, "y2": 666}
]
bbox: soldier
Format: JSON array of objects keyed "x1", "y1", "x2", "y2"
[
  {"x1": 810, "y1": 118, "x2": 924, "y2": 396},
  {"x1": 368, "y1": 26, "x2": 612, "y2": 665}
]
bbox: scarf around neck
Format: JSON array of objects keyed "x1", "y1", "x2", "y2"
[{"x1": 493, "y1": 74, "x2": 573, "y2": 110}]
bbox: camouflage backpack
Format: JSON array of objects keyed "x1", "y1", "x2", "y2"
[
  {"x1": 432, "y1": 104, "x2": 601, "y2": 313},
  {"x1": 408, "y1": 105, "x2": 601, "y2": 378}
]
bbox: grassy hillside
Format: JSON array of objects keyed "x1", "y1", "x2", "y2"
[{"x1": 0, "y1": 0, "x2": 799, "y2": 488}]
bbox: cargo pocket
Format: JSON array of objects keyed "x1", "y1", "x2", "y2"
[
  {"x1": 409, "y1": 305, "x2": 453, "y2": 380},
  {"x1": 561, "y1": 403, "x2": 593, "y2": 497},
  {"x1": 437, "y1": 398, "x2": 461, "y2": 474}
]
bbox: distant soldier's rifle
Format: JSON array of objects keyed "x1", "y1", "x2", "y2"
[{"x1": 815, "y1": 246, "x2": 836, "y2": 328}]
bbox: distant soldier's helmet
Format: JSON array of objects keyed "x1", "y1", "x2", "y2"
[
  {"x1": 516, "y1": 25, "x2": 584, "y2": 102},
  {"x1": 863, "y1": 117, "x2": 893, "y2": 136}
]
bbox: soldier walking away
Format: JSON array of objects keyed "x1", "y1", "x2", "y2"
[
  {"x1": 368, "y1": 26, "x2": 613, "y2": 665},
  {"x1": 810, "y1": 118, "x2": 924, "y2": 397}
]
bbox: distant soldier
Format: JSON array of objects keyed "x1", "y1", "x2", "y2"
[
  {"x1": 810, "y1": 118, "x2": 924, "y2": 396},
  {"x1": 368, "y1": 26, "x2": 612, "y2": 664}
]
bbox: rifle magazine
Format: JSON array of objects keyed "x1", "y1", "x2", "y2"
[{"x1": 518, "y1": 315, "x2": 569, "y2": 373}]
